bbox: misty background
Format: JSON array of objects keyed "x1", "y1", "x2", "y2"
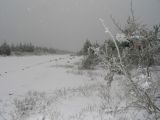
[{"x1": 0, "y1": 0, "x2": 159, "y2": 52}]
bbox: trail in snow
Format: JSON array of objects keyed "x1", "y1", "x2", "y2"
[
  {"x1": 0, "y1": 54, "x2": 92, "y2": 99},
  {"x1": 0, "y1": 55, "x2": 106, "y2": 120}
]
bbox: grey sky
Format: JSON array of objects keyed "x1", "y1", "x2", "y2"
[{"x1": 0, "y1": 0, "x2": 159, "y2": 51}]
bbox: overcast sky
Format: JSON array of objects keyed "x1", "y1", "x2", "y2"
[{"x1": 0, "y1": 0, "x2": 159, "y2": 51}]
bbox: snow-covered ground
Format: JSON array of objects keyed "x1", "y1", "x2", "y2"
[
  {"x1": 0, "y1": 55, "x2": 92, "y2": 98},
  {"x1": 0, "y1": 55, "x2": 158, "y2": 120},
  {"x1": 0, "y1": 54, "x2": 107, "y2": 120}
]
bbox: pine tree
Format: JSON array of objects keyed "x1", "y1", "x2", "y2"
[
  {"x1": 82, "y1": 39, "x2": 92, "y2": 55},
  {"x1": 0, "y1": 42, "x2": 11, "y2": 56}
]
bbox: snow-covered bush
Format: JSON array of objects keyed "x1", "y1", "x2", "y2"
[
  {"x1": 78, "y1": 39, "x2": 92, "y2": 56},
  {"x1": 98, "y1": 13, "x2": 160, "y2": 119},
  {"x1": 80, "y1": 40, "x2": 100, "y2": 69},
  {"x1": 81, "y1": 50, "x2": 99, "y2": 69}
]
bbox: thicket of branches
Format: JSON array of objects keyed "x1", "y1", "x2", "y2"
[{"x1": 80, "y1": 1, "x2": 160, "y2": 119}]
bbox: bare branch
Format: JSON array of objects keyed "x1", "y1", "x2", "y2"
[
  {"x1": 110, "y1": 15, "x2": 124, "y2": 33},
  {"x1": 130, "y1": 0, "x2": 135, "y2": 21}
]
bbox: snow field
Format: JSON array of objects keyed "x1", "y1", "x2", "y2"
[{"x1": 0, "y1": 54, "x2": 155, "y2": 120}]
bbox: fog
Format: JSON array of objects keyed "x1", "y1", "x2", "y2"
[{"x1": 0, "y1": 0, "x2": 159, "y2": 51}]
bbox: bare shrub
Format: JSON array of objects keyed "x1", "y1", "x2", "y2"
[{"x1": 11, "y1": 91, "x2": 47, "y2": 120}]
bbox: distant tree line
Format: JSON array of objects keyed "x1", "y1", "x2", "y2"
[
  {"x1": 0, "y1": 42, "x2": 56, "y2": 56},
  {"x1": 11, "y1": 43, "x2": 34, "y2": 52}
]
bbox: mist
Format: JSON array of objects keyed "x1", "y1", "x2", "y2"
[{"x1": 0, "y1": 0, "x2": 159, "y2": 51}]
